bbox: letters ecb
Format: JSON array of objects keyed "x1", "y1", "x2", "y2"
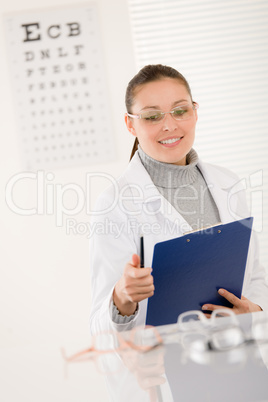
[{"x1": 21, "y1": 22, "x2": 81, "y2": 42}]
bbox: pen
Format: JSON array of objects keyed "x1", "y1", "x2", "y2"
[{"x1": 140, "y1": 236, "x2": 144, "y2": 268}]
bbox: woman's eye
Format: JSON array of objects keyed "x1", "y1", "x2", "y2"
[
  {"x1": 174, "y1": 109, "x2": 186, "y2": 115},
  {"x1": 144, "y1": 113, "x2": 162, "y2": 121}
]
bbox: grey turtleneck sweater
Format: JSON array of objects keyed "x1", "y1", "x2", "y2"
[
  {"x1": 138, "y1": 146, "x2": 221, "y2": 230},
  {"x1": 112, "y1": 147, "x2": 221, "y2": 323}
]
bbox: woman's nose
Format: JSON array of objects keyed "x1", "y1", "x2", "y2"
[{"x1": 162, "y1": 112, "x2": 177, "y2": 131}]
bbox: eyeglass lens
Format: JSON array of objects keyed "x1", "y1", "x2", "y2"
[
  {"x1": 131, "y1": 327, "x2": 162, "y2": 350},
  {"x1": 211, "y1": 327, "x2": 244, "y2": 351},
  {"x1": 140, "y1": 105, "x2": 194, "y2": 123}
]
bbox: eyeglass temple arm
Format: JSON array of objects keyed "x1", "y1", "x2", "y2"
[
  {"x1": 126, "y1": 112, "x2": 140, "y2": 119},
  {"x1": 61, "y1": 347, "x2": 93, "y2": 362}
]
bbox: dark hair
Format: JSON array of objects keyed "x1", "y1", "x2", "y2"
[{"x1": 126, "y1": 64, "x2": 193, "y2": 160}]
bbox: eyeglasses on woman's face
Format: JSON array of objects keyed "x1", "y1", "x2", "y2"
[{"x1": 127, "y1": 103, "x2": 199, "y2": 125}]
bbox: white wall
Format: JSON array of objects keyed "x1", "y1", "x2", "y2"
[{"x1": 0, "y1": 1, "x2": 135, "y2": 400}]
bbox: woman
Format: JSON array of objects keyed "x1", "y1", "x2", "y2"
[{"x1": 89, "y1": 64, "x2": 268, "y2": 335}]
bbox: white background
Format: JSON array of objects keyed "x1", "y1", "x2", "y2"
[{"x1": 0, "y1": 1, "x2": 267, "y2": 401}]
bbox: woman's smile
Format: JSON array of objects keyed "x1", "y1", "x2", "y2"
[{"x1": 158, "y1": 136, "x2": 183, "y2": 147}]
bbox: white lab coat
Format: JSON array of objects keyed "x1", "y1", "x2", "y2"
[{"x1": 89, "y1": 151, "x2": 268, "y2": 335}]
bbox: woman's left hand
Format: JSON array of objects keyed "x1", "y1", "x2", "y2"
[{"x1": 202, "y1": 288, "x2": 262, "y2": 314}]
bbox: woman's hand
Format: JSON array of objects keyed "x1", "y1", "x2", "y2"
[
  {"x1": 202, "y1": 288, "x2": 262, "y2": 314},
  {"x1": 113, "y1": 254, "x2": 154, "y2": 316}
]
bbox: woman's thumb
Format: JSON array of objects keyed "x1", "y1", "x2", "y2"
[{"x1": 132, "y1": 253, "x2": 140, "y2": 267}]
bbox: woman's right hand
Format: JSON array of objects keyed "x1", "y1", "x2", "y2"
[{"x1": 113, "y1": 254, "x2": 154, "y2": 316}]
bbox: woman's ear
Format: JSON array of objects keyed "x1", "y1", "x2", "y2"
[
  {"x1": 193, "y1": 102, "x2": 199, "y2": 122},
  {"x1": 125, "y1": 113, "x2": 137, "y2": 137}
]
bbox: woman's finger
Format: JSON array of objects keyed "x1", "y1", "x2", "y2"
[
  {"x1": 131, "y1": 253, "x2": 140, "y2": 267},
  {"x1": 218, "y1": 288, "x2": 242, "y2": 307},
  {"x1": 202, "y1": 303, "x2": 231, "y2": 312}
]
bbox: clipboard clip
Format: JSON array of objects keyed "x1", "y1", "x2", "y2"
[{"x1": 183, "y1": 222, "x2": 222, "y2": 236}]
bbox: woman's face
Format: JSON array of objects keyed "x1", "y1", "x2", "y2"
[{"x1": 125, "y1": 78, "x2": 198, "y2": 165}]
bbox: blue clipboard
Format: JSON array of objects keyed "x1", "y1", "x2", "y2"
[{"x1": 146, "y1": 217, "x2": 253, "y2": 326}]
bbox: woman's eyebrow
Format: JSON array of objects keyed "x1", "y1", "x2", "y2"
[
  {"x1": 140, "y1": 99, "x2": 190, "y2": 111},
  {"x1": 172, "y1": 99, "x2": 189, "y2": 106},
  {"x1": 140, "y1": 105, "x2": 159, "y2": 111}
]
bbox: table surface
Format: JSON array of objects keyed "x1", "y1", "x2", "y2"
[{"x1": 1, "y1": 311, "x2": 268, "y2": 402}]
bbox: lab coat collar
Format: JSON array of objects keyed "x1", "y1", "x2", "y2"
[
  {"x1": 125, "y1": 152, "x2": 191, "y2": 232},
  {"x1": 125, "y1": 152, "x2": 161, "y2": 202},
  {"x1": 197, "y1": 160, "x2": 239, "y2": 224},
  {"x1": 125, "y1": 152, "x2": 239, "y2": 230}
]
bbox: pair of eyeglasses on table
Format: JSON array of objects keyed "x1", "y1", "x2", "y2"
[
  {"x1": 61, "y1": 325, "x2": 162, "y2": 363},
  {"x1": 176, "y1": 309, "x2": 268, "y2": 353},
  {"x1": 61, "y1": 309, "x2": 268, "y2": 365}
]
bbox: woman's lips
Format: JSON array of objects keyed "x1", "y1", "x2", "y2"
[{"x1": 158, "y1": 137, "x2": 183, "y2": 147}]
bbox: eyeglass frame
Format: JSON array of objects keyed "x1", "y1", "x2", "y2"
[
  {"x1": 177, "y1": 309, "x2": 239, "y2": 331},
  {"x1": 177, "y1": 309, "x2": 268, "y2": 353},
  {"x1": 126, "y1": 102, "x2": 199, "y2": 124},
  {"x1": 62, "y1": 310, "x2": 268, "y2": 365},
  {"x1": 61, "y1": 325, "x2": 163, "y2": 365}
]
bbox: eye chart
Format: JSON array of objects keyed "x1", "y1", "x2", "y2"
[{"x1": 4, "y1": 3, "x2": 115, "y2": 170}]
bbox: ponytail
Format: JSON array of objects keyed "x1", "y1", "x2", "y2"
[{"x1": 129, "y1": 138, "x2": 139, "y2": 161}]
